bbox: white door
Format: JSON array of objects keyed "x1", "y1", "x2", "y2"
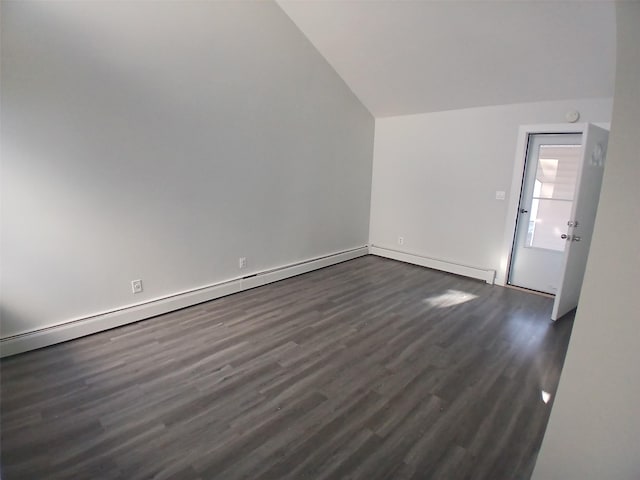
[
  {"x1": 508, "y1": 133, "x2": 583, "y2": 294},
  {"x1": 551, "y1": 124, "x2": 608, "y2": 320}
]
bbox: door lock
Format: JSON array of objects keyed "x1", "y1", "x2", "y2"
[
  {"x1": 520, "y1": 208, "x2": 529, "y2": 214},
  {"x1": 561, "y1": 234, "x2": 581, "y2": 242}
]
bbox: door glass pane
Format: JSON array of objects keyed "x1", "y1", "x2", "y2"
[
  {"x1": 535, "y1": 145, "x2": 581, "y2": 200},
  {"x1": 526, "y1": 144, "x2": 581, "y2": 252},
  {"x1": 527, "y1": 199, "x2": 572, "y2": 251}
]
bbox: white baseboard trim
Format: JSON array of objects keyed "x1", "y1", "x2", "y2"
[
  {"x1": 0, "y1": 246, "x2": 368, "y2": 358},
  {"x1": 369, "y1": 245, "x2": 495, "y2": 285}
]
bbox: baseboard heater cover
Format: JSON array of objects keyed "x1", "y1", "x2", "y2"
[
  {"x1": 0, "y1": 246, "x2": 369, "y2": 358},
  {"x1": 369, "y1": 245, "x2": 495, "y2": 284}
]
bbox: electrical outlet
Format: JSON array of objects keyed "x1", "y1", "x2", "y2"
[
  {"x1": 495, "y1": 190, "x2": 506, "y2": 200},
  {"x1": 398, "y1": 236, "x2": 404, "y2": 246},
  {"x1": 239, "y1": 257, "x2": 247, "y2": 269},
  {"x1": 131, "y1": 279, "x2": 143, "y2": 294}
]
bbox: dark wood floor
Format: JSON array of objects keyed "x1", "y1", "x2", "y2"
[{"x1": 0, "y1": 256, "x2": 574, "y2": 480}]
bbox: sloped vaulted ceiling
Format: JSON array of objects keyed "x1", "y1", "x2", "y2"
[{"x1": 276, "y1": 0, "x2": 616, "y2": 117}]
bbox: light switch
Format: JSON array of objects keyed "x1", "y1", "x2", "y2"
[{"x1": 495, "y1": 191, "x2": 506, "y2": 200}]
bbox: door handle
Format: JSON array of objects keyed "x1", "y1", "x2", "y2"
[
  {"x1": 561, "y1": 234, "x2": 570, "y2": 240},
  {"x1": 520, "y1": 208, "x2": 529, "y2": 214}
]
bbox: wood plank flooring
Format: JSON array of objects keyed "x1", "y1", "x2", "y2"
[{"x1": 0, "y1": 256, "x2": 574, "y2": 480}]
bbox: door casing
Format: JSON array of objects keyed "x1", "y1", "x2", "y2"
[
  {"x1": 507, "y1": 132, "x2": 582, "y2": 294},
  {"x1": 496, "y1": 123, "x2": 609, "y2": 288}
]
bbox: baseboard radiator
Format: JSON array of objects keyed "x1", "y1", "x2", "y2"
[
  {"x1": 369, "y1": 245, "x2": 496, "y2": 285},
  {"x1": 0, "y1": 246, "x2": 369, "y2": 358}
]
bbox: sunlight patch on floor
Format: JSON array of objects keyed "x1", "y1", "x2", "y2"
[{"x1": 423, "y1": 289, "x2": 478, "y2": 308}]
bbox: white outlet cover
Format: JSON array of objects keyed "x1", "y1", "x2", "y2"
[
  {"x1": 131, "y1": 279, "x2": 143, "y2": 294},
  {"x1": 495, "y1": 191, "x2": 506, "y2": 200}
]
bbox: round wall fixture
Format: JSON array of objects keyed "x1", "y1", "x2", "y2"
[{"x1": 565, "y1": 110, "x2": 580, "y2": 123}]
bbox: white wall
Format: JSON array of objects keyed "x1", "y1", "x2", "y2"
[
  {"x1": 532, "y1": 3, "x2": 640, "y2": 478},
  {"x1": 369, "y1": 98, "x2": 612, "y2": 279},
  {"x1": 0, "y1": 1, "x2": 374, "y2": 338}
]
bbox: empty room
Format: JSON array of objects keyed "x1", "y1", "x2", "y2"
[{"x1": 1, "y1": 1, "x2": 638, "y2": 479}]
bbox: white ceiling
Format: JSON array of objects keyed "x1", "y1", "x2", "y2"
[{"x1": 276, "y1": 0, "x2": 616, "y2": 117}]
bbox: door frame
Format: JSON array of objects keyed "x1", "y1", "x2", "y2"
[
  {"x1": 506, "y1": 132, "x2": 583, "y2": 294},
  {"x1": 496, "y1": 122, "x2": 609, "y2": 287}
]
